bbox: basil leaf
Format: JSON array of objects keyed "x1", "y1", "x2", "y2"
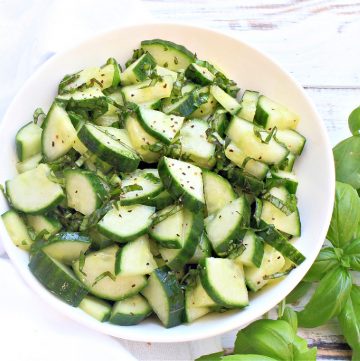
[
  {"x1": 297, "y1": 267, "x2": 352, "y2": 327},
  {"x1": 280, "y1": 306, "x2": 298, "y2": 332},
  {"x1": 234, "y1": 319, "x2": 295, "y2": 360},
  {"x1": 195, "y1": 351, "x2": 224, "y2": 361},
  {"x1": 303, "y1": 247, "x2": 340, "y2": 282},
  {"x1": 293, "y1": 336, "x2": 317, "y2": 361},
  {"x1": 338, "y1": 285, "x2": 360, "y2": 357},
  {"x1": 286, "y1": 281, "x2": 312, "y2": 304},
  {"x1": 348, "y1": 106, "x2": 360, "y2": 135},
  {"x1": 327, "y1": 182, "x2": 360, "y2": 248},
  {"x1": 195, "y1": 354, "x2": 277, "y2": 361},
  {"x1": 333, "y1": 136, "x2": 360, "y2": 190},
  {"x1": 343, "y1": 238, "x2": 360, "y2": 271}
]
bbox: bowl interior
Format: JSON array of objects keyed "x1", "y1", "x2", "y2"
[{"x1": 0, "y1": 23, "x2": 334, "y2": 342}]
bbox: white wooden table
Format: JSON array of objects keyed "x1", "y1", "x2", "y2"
[{"x1": 144, "y1": 1, "x2": 360, "y2": 359}]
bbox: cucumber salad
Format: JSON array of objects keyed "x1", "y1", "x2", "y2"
[{"x1": 1, "y1": 39, "x2": 306, "y2": 328}]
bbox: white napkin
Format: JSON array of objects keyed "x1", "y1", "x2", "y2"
[{"x1": 0, "y1": 1, "x2": 223, "y2": 360}]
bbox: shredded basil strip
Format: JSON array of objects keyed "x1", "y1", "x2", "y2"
[{"x1": 92, "y1": 271, "x2": 116, "y2": 286}]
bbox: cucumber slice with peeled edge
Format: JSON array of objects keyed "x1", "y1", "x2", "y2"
[
  {"x1": 237, "y1": 90, "x2": 259, "y2": 122},
  {"x1": 79, "y1": 295, "x2": 112, "y2": 322},
  {"x1": 16, "y1": 122, "x2": 43, "y2": 161}
]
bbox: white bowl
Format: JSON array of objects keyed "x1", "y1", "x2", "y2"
[{"x1": 0, "y1": 23, "x2": 334, "y2": 343}]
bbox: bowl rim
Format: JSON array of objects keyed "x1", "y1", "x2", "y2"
[{"x1": 0, "y1": 21, "x2": 335, "y2": 343}]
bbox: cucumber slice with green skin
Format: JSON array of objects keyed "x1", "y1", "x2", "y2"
[
  {"x1": 78, "y1": 123, "x2": 140, "y2": 172},
  {"x1": 279, "y1": 152, "x2": 296, "y2": 172},
  {"x1": 125, "y1": 115, "x2": 161, "y2": 164},
  {"x1": 41, "y1": 102, "x2": 78, "y2": 161},
  {"x1": 121, "y1": 52, "x2": 156, "y2": 85},
  {"x1": 237, "y1": 90, "x2": 259, "y2": 122},
  {"x1": 141, "y1": 39, "x2": 195, "y2": 71},
  {"x1": 269, "y1": 170, "x2": 298, "y2": 194},
  {"x1": 275, "y1": 129, "x2": 306, "y2": 155},
  {"x1": 27, "y1": 214, "x2": 62, "y2": 236},
  {"x1": 30, "y1": 250, "x2": 88, "y2": 306},
  {"x1": 6, "y1": 164, "x2": 65, "y2": 214},
  {"x1": 115, "y1": 235, "x2": 157, "y2": 275},
  {"x1": 99, "y1": 57, "x2": 121, "y2": 89},
  {"x1": 141, "y1": 266, "x2": 184, "y2": 328},
  {"x1": 136, "y1": 107, "x2": 184, "y2": 144},
  {"x1": 210, "y1": 85, "x2": 241, "y2": 114},
  {"x1": 155, "y1": 65, "x2": 178, "y2": 82},
  {"x1": 234, "y1": 230, "x2": 264, "y2": 268},
  {"x1": 191, "y1": 276, "x2": 217, "y2": 308},
  {"x1": 260, "y1": 187, "x2": 301, "y2": 236},
  {"x1": 142, "y1": 190, "x2": 174, "y2": 210},
  {"x1": 225, "y1": 141, "x2": 269, "y2": 180},
  {"x1": 93, "y1": 104, "x2": 119, "y2": 127},
  {"x1": 159, "y1": 209, "x2": 203, "y2": 270},
  {"x1": 79, "y1": 295, "x2": 112, "y2": 322},
  {"x1": 87, "y1": 228, "x2": 114, "y2": 251},
  {"x1": 16, "y1": 153, "x2": 43, "y2": 174},
  {"x1": 185, "y1": 63, "x2": 215, "y2": 85},
  {"x1": 200, "y1": 257, "x2": 249, "y2": 308},
  {"x1": 257, "y1": 221, "x2": 305, "y2": 265},
  {"x1": 2, "y1": 210, "x2": 32, "y2": 251},
  {"x1": 225, "y1": 166, "x2": 265, "y2": 195},
  {"x1": 188, "y1": 231, "x2": 212, "y2": 264},
  {"x1": 149, "y1": 205, "x2": 184, "y2": 249},
  {"x1": 191, "y1": 91, "x2": 217, "y2": 119},
  {"x1": 83, "y1": 153, "x2": 113, "y2": 174},
  {"x1": 140, "y1": 99, "x2": 162, "y2": 110},
  {"x1": 32, "y1": 232, "x2": 91, "y2": 265},
  {"x1": 202, "y1": 170, "x2": 236, "y2": 215},
  {"x1": 97, "y1": 204, "x2": 155, "y2": 243},
  {"x1": 16, "y1": 122, "x2": 43, "y2": 161},
  {"x1": 120, "y1": 169, "x2": 163, "y2": 206},
  {"x1": 121, "y1": 76, "x2": 173, "y2": 104},
  {"x1": 181, "y1": 83, "x2": 198, "y2": 95},
  {"x1": 254, "y1": 95, "x2": 300, "y2": 131},
  {"x1": 73, "y1": 245, "x2": 147, "y2": 301},
  {"x1": 110, "y1": 294, "x2": 152, "y2": 326},
  {"x1": 205, "y1": 196, "x2": 250, "y2": 256},
  {"x1": 65, "y1": 169, "x2": 109, "y2": 215},
  {"x1": 158, "y1": 156, "x2": 205, "y2": 212},
  {"x1": 107, "y1": 88, "x2": 124, "y2": 106},
  {"x1": 226, "y1": 116, "x2": 289, "y2": 165},
  {"x1": 208, "y1": 109, "x2": 228, "y2": 136},
  {"x1": 244, "y1": 244, "x2": 285, "y2": 291},
  {"x1": 179, "y1": 119, "x2": 216, "y2": 169}
]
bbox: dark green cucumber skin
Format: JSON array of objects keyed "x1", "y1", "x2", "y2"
[
  {"x1": 141, "y1": 190, "x2": 174, "y2": 210},
  {"x1": 165, "y1": 92, "x2": 205, "y2": 117},
  {"x1": 105, "y1": 57, "x2": 121, "y2": 88},
  {"x1": 267, "y1": 174, "x2": 298, "y2": 194},
  {"x1": 29, "y1": 250, "x2": 88, "y2": 306},
  {"x1": 158, "y1": 157, "x2": 205, "y2": 212},
  {"x1": 97, "y1": 222, "x2": 151, "y2": 243},
  {"x1": 65, "y1": 168, "x2": 110, "y2": 207},
  {"x1": 251, "y1": 235, "x2": 265, "y2": 268},
  {"x1": 110, "y1": 310, "x2": 152, "y2": 326},
  {"x1": 224, "y1": 167, "x2": 264, "y2": 196},
  {"x1": 87, "y1": 228, "x2": 114, "y2": 251},
  {"x1": 78, "y1": 123, "x2": 140, "y2": 172},
  {"x1": 164, "y1": 211, "x2": 204, "y2": 271},
  {"x1": 257, "y1": 221, "x2": 305, "y2": 265},
  {"x1": 146, "y1": 266, "x2": 185, "y2": 328},
  {"x1": 120, "y1": 184, "x2": 164, "y2": 206},
  {"x1": 131, "y1": 53, "x2": 157, "y2": 82},
  {"x1": 149, "y1": 229, "x2": 182, "y2": 249},
  {"x1": 253, "y1": 96, "x2": 269, "y2": 129},
  {"x1": 184, "y1": 64, "x2": 213, "y2": 86},
  {"x1": 188, "y1": 231, "x2": 212, "y2": 264}
]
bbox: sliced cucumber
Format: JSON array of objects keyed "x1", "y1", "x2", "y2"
[
  {"x1": 6, "y1": 164, "x2": 65, "y2": 214},
  {"x1": 121, "y1": 52, "x2": 156, "y2": 85},
  {"x1": 27, "y1": 214, "x2": 62, "y2": 236},
  {"x1": 79, "y1": 295, "x2": 112, "y2": 322},
  {"x1": 179, "y1": 119, "x2": 216, "y2": 169},
  {"x1": 254, "y1": 95, "x2": 300, "y2": 131},
  {"x1": 269, "y1": 170, "x2": 298, "y2": 194},
  {"x1": 158, "y1": 156, "x2": 205, "y2": 212},
  {"x1": 209, "y1": 109, "x2": 228, "y2": 137},
  {"x1": 141, "y1": 39, "x2": 195, "y2": 71},
  {"x1": 65, "y1": 169, "x2": 109, "y2": 215},
  {"x1": 16, "y1": 122, "x2": 42, "y2": 161},
  {"x1": 93, "y1": 103, "x2": 119, "y2": 127},
  {"x1": 225, "y1": 141, "x2": 269, "y2": 180},
  {"x1": 115, "y1": 235, "x2": 157, "y2": 275},
  {"x1": 226, "y1": 116, "x2": 289, "y2": 165},
  {"x1": 226, "y1": 166, "x2": 264, "y2": 195},
  {"x1": 181, "y1": 82, "x2": 198, "y2": 95},
  {"x1": 142, "y1": 190, "x2": 174, "y2": 210},
  {"x1": 279, "y1": 152, "x2": 296, "y2": 172},
  {"x1": 191, "y1": 276, "x2": 217, "y2": 308},
  {"x1": 41, "y1": 102, "x2": 78, "y2": 161},
  {"x1": 137, "y1": 106, "x2": 184, "y2": 144},
  {"x1": 237, "y1": 90, "x2": 259, "y2": 122},
  {"x1": 33, "y1": 232, "x2": 91, "y2": 265},
  {"x1": 185, "y1": 63, "x2": 215, "y2": 85},
  {"x1": 16, "y1": 153, "x2": 43, "y2": 174},
  {"x1": 188, "y1": 232, "x2": 212, "y2": 264},
  {"x1": 30, "y1": 250, "x2": 88, "y2": 306},
  {"x1": 73, "y1": 245, "x2": 147, "y2": 301},
  {"x1": 210, "y1": 85, "x2": 240, "y2": 114},
  {"x1": 202, "y1": 170, "x2": 236, "y2": 215},
  {"x1": 200, "y1": 258, "x2": 248, "y2": 308},
  {"x1": 1, "y1": 210, "x2": 32, "y2": 251},
  {"x1": 110, "y1": 294, "x2": 152, "y2": 326},
  {"x1": 141, "y1": 266, "x2": 184, "y2": 328},
  {"x1": 87, "y1": 228, "x2": 113, "y2": 251},
  {"x1": 155, "y1": 65, "x2": 178, "y2": 82},
  {"x1": 244, "y1": 244, "x2": 285, "y2": 292},
  {"x1": 83, "y1": 153, "x2": 113, "y2": 174},
  {"x1": 99, "y1": 57, "x2": 121, "y2": 89},
  {"x1": 191, "y1": 91, "x2": 217, "y2": 119},
  {"x1": 205, "y1": 196, "x2": 250, "y2": 256},
  {"x1": 78, "y1": 123, "x2": 140, "y2": 172},
  {"x1": 149, "y1": 205, "x2": 184, "y2": 249},
  {"x1": 275, "y1": 129, "x2": 306, "y2": 155},
  {"x1": 234, "y1": 230, "x2": 264, "y2": 268},
  {"x1": 97, "y1": 204, "x2": 155, "y2": 242}
]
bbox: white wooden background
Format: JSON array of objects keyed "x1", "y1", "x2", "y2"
[{"x1": 143, "y1": 1, "x2": 360, "y2": 359}]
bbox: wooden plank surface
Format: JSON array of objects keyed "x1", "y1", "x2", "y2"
[{"x1": 144, "y1": 1, "x2": 360, "y2": 360}]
